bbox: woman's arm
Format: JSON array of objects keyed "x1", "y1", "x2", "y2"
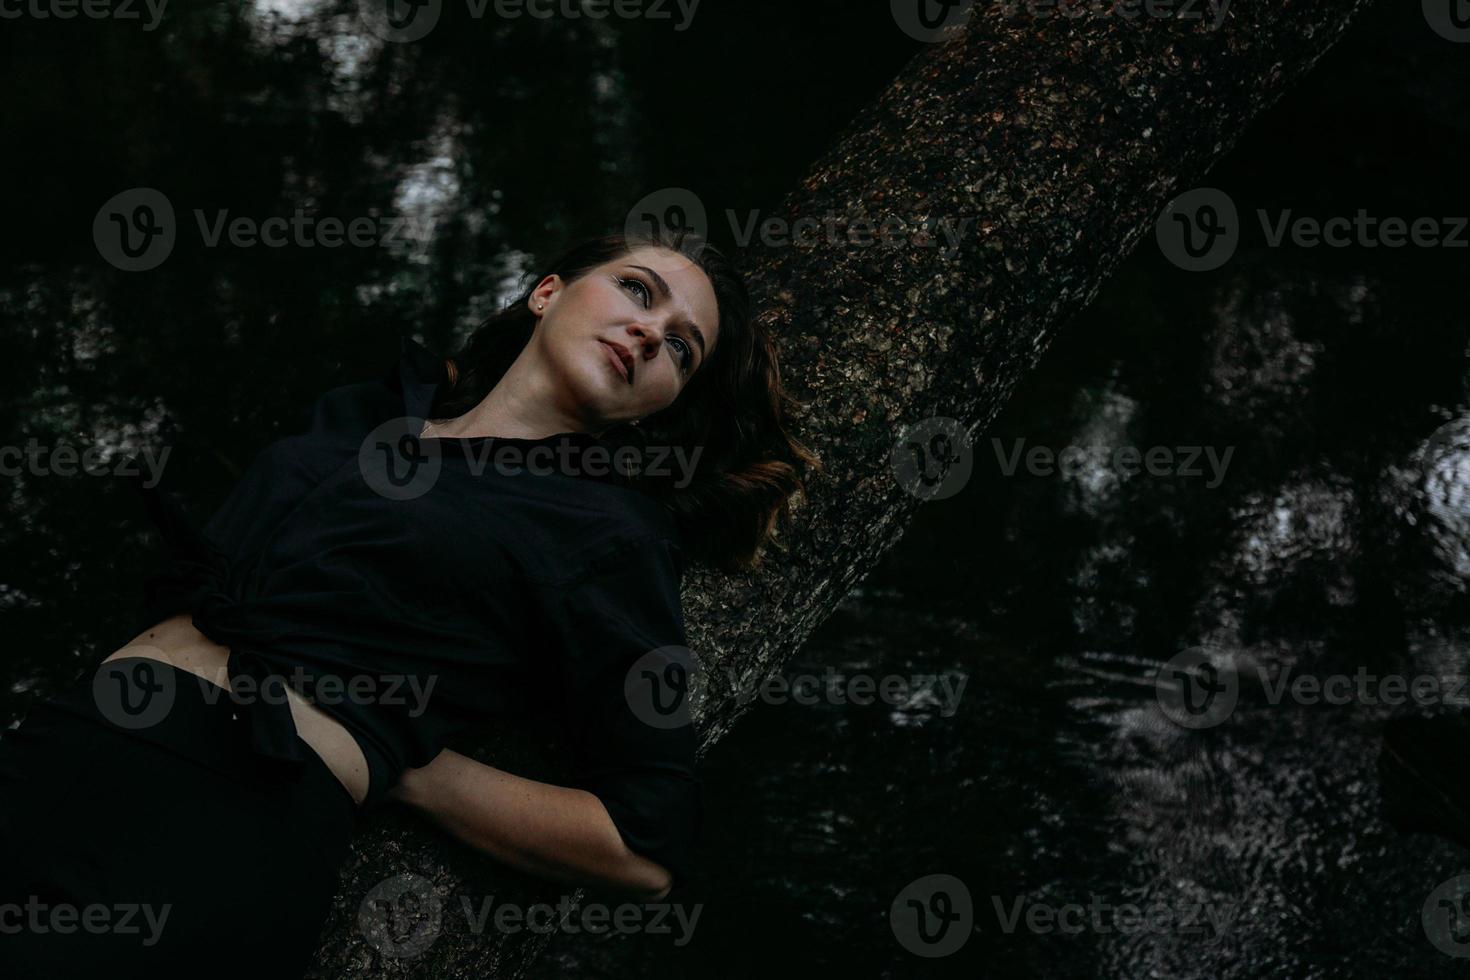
[{"x1": 389, "y1": 748, "x2": 674, "y2": 902}]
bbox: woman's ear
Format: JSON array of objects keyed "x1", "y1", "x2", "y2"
[{"x1": 527, "y1": 275, "x2": 561, "y2": 316}]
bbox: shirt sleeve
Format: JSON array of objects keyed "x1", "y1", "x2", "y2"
[{"x1": 532, "y1": 532, "x2": 704, "y2": 890}]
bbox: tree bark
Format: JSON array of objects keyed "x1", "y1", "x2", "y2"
[{"x1": 311, "y1": 2, "x2": 1377, "y2": 975}]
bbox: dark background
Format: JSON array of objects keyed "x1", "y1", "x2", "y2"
[{"x1": 1, "y1": 1, "x2": 1468, "y2": 976}]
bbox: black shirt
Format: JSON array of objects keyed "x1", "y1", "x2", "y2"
[{"x1": 135, "y1": 336, "x2": 703, "y2": 887}]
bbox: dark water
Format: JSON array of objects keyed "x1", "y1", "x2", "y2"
[
  {"x1": 1, "y1": 2, "x2": 1467, "y2": 978},
  {"x1": 543, "y1": 5, "x2": 1470, "y2": 977}
]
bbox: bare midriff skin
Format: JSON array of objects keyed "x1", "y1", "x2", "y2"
[{"x1": 100, "y1": 614, "x2": 370, "y2": 808}]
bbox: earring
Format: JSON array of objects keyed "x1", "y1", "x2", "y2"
[
  {"x1": 537, "y1": 302, "x2": 544, "y2": 311},
  {"x1": 630, "y1": 418, "x2": 642, "y2": 427}
]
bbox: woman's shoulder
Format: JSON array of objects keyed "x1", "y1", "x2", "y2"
[{"x1": 297, "y1": 335, "x2": 445, "y2": 439}]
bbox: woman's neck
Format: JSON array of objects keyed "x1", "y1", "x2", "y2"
[{"x1": 427, "y1": 353, "x2": 592, "y2": 440}]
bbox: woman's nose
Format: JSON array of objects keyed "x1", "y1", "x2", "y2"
[{"x1": 629, "y1": 319, "x2": 666, "y2": 356}]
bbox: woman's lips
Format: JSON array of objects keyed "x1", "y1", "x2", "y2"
[{"x1": 599, "y1": 340, "x2": 634, "y2": 384}]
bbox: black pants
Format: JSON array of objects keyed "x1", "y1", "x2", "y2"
[{"x1": 0, "y1": 660, "x2": 357, "y2": 979}]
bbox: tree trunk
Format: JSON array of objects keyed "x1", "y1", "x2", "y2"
[{"x1": 312, "y1": 3, "x2": 1376, "y2": 975}]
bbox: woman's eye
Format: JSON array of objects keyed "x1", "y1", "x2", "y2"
[
  {"x1": 669, "y1": 335, "x2": 693, "y2": 371},
  {"x1": 620, "y1": 277, "x2": 651, "y2": 307}
]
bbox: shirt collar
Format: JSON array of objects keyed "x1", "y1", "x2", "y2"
[
  {"x1": 393, "y1": 334, "x2": 626, "y2": 485},
  {"x1": 396, "y1": 334, "x2": 449, "y2": 421}
]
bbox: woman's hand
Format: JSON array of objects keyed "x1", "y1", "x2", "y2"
[{"x1": 390, "y1": 748, "x2": 672, "y2": 901}]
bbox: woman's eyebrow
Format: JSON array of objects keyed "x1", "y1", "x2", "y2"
[{"x1": 628, "y1": 263, "x2": 707, "y2": 363}]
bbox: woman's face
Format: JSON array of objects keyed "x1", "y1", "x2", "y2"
[{"x1": 530, "y1": 246, "x2": 721, "y2": 431}]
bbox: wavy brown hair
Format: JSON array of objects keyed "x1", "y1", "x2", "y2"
[{"x1": 430, "y1": 230, "x2": 822, "y2": 573}]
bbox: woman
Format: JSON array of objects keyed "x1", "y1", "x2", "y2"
[{"x1": 0, "y1": 230, "x2": 819, "y2": 977}]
